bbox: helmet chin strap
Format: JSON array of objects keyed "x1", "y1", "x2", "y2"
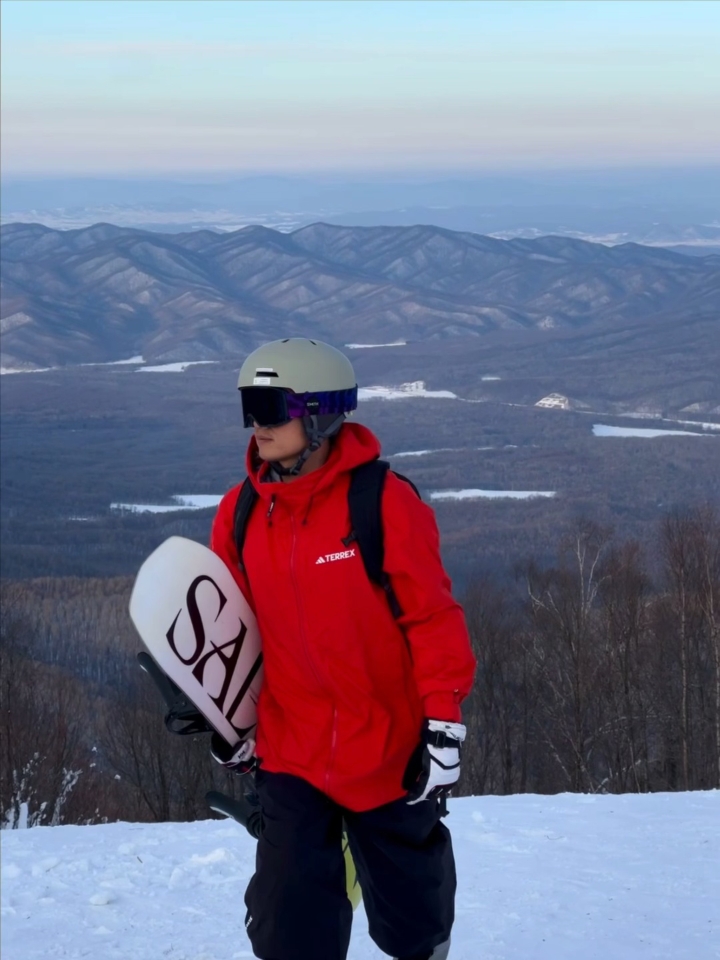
[{"x1": 270, "y1": 414, "x2": 345, "y2": 478}]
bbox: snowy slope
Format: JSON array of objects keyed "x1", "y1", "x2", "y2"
[{"x1": 2, "y1": 792, "x2": 718, "y2": 960}]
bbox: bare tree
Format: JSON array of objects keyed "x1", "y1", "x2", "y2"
[
  {"x1": 595, "y1": 541, "x2": 655, "y2": 792},
  {"x1": 0, "y1": 600, "x2": 93, "y2": 828},
  {"x1": 523, "y1": 521, "x2": 611, "y2": 792},
  {"x1": 462, "y1": 579, "x2": 536, "y2": 795},
  {"x1": 689, "y1": 506, "x2": 720, "y2": 787}
]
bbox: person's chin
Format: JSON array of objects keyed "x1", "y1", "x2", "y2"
[{"x1": 255, "y1": 439, "x2": 276, "y2": 459}]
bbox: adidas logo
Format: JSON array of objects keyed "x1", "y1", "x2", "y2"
[{"x1": 315, "y1": 548, "x2": 357, "y2": 565}]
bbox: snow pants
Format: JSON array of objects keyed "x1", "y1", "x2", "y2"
[{"x1": 244, "y1": 769, "x2": 456, "y2": 960}]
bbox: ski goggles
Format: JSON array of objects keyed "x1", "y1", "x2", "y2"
[{"x1": 240, "y1": 386, "x2": 358, "y2": 428}]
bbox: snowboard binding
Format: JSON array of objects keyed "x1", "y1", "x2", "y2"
[{"x1": 137, "y1": 651, "x2": 214, "y2": 737}]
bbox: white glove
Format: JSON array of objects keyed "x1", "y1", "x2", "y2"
[
  {"x1": 210, "y1": 733, "x2": 256, "y2": 773},
  {"x1": 403, "y1": 719, "x2": 466, "y2": 805}
]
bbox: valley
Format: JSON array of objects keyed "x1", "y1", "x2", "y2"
[{"x1": 2, "y1": 335, "x2": 718, "y2": 587}]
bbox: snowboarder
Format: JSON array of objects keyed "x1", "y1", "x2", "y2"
[{"x1": 210, "y1": 338, "x2": 476, "y2": 960}]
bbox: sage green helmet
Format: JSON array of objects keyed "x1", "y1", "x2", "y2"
[
  {"x1": 237, "y1": 338, "x2": 356, "y2": 394},
  {"x1": 238, "y1": 338, "x2": 358, "y2": 475}
]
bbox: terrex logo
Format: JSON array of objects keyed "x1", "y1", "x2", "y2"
[{"x1": 315, "y1": 549, "x2": 357, "y2": 565}]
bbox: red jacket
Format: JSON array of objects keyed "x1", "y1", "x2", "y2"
[{"x1": 210, "y1": 423, "x2": 476, "y2": 811}]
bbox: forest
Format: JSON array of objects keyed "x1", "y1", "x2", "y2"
[{"x1": 2, "y1": 505, "x2": 718, "y2": 828}]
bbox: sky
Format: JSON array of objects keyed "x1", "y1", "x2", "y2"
[{"x1": 2, "y1": 0, "x2": 719, "y2": 176}]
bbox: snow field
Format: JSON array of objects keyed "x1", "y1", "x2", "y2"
[
  {"x1": 2, "y1": 792, "x2": 718, "y2": 960},
  {"x1": 358, "y1": 381, "x2": 458, "y2": 401},
  {"x1": 593, "y1": 424, "x2": 717, "y2": 439},
  {"x1": 110, "y1": 495, "x2": 224, "y2": 514},
  {"x1": 345, "y1": 341, "x2": 407, "y2": 349},
  {"x1": 0, "y1": 366, "x2": 55, "y2": 375},
  {"x1": 139, "y1": 361, "x2": 219, "y2": 373},
  {"x1": 108, "y1": 485, "x2": 553, "y2": 514},
  {"x1": 431, "y1": 490, "x2": 556, "y2": 501},
  {"x1": 390, "y1": 447, "x2": 496, "y2": 458},
  {"x1": 80, "y1": 356, "x2": 146, "y2": 367}
]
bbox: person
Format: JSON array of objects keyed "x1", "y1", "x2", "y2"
[{"x1": 210, "y1": 338, "x2": 476, "y2": 960}]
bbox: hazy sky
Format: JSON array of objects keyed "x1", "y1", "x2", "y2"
[{"x1": 2, "y1": 0, "x2": 719, "y2": 175}]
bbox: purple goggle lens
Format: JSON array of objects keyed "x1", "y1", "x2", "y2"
[{"x1": 240, "y1": 386, "x2": 358, "y2": 428}]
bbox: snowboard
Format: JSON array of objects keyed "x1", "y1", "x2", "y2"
[
  {"x1": 130, "y1": 535, "x2": 362, "y2": 910},
  {"x1": 129, "y1": 536, "x2": 263, "y2": 747}
]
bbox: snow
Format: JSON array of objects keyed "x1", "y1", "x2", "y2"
[
  {"x1": 1, "y1": 357, "x2": 145, "y2": 374},
  {"x1": 139, "y1": 361, "x2": 219, "y2": 373},
  {"x1": 673, "y1": 419, "x2": 720, "y2": 432},
  {"x1": 358, "y1": 381, "x2": 457, "y2": 401},
  {"x1": 345, "y1": 341, "x2": 407, "y2": 349},
  {"x1": 626, "y1": 414, "x2": 720, "y2": 430},
  {"x1": 2, "y1": 792, "x2": 718, "y2": 960},
  {"x1": 431, "y1": 489, "x2": 556, "y2": 501},
  {"x1": 392, "y1": 449, "x2": 436, "y2": 457},
  {"x1": 0, "y1": 366, "x2": 54, "y2": 375},
  {"x1": 111, "y1": 495, "x2": 222, "y2": 514},
  {"x1": 390, "y1": 447, "x2": 495, "y2": 458},
  {"x1": 593, "y1": 424, "x2": 714, "y2": 438},
  {"x1": 80, "y1": 356, "x2": 146, "y2": 366}
]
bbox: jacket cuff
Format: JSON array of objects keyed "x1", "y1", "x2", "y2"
[{"x1": 423, "y1": 693, "x2": 462, "y2": 723}]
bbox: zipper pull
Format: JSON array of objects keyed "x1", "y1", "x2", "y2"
[{"x1": 266, "y1": 495, "x2": 276, "y2": 525}]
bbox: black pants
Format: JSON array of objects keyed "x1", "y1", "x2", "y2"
[{"x1": 244, "y1": 770, "x2": 456, "y2": 960}]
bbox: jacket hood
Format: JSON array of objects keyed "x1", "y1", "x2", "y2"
[{"x1": 244, "y1": 422, "x2": 381, "y2": 505}]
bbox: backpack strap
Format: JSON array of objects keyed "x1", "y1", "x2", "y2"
[
  {"x1": 233, "y1": 478, "x2": 260, "y2": 573},
  {"x1": 345, "y1": 459, "x2": 421, "y2": 619}
]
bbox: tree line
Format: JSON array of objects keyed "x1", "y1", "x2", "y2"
[
  {"x1": 1, "y1": 505, "x2": 718, "y2": 827},
  {"x1": 461, "y1": 507, "x2": 720, "y2": 796}
]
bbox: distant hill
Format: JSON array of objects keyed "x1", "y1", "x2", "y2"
[{"x1": 1, "y1": 221, "x2": 719, "y2": 369}]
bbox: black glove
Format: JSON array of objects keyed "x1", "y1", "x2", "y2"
[{"x1": 402, "y1": 719, "x2": 466, "y2": 804}]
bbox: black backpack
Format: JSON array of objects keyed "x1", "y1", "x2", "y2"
[{"x1": 233, "y1": 459, "x2": 420, "y2": 618}]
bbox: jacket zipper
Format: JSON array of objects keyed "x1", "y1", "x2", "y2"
[
  {"x1": 290, "y1": 513, "x2": 323, "y2": 692},
  {"x1": 289, "y1": 512, "x2": 337, "y2": 793}
]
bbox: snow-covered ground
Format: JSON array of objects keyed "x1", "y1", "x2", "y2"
[
  {"x1": 139, "y1": 362, "x2": 219, "y2": 373},
  {"x1": 0, "y1": 366, "x2": 55, "y2": 375},
  {"x1": 390, "y1": 447, "x2": 495, "y2": 458},
  {"x1": 2, "y1": 792, "x2": 718, "y2": 960},
  {"x1": 81, "y1": 356, "x2": 146, "y2": 367},
  {"x1": 431, "y1": 489, "x2": 556, "y2": 501},
  {"x1": 358, "y1": 381, "x2": 457, "y2": 401},
  {"x1": 111, "y1": 486, "x2": 554, "y2": 511},
  {"x1": 345, "y1": 341, "x2": 407, "y2": 349},
  {"x1": 672, "y1": 419, "x2": 720, "y2": 431},
  {"x1": 111, "y1": 495, "x2": 223, "y2": 514},
  {"x1": 1, "y1": 357, "x2": 146, "y2": 374},
  {"x1": 593, "y1": 424, "x2": 715, "y2": 438}
]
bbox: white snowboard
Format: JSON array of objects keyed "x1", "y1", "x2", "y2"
[{"x1": 129, "y1": 536, "x2": 263, "y2": 746}]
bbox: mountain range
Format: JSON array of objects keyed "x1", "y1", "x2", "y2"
[{"x1": 1, "y1": 221, "x2": 719, "y2": 370}]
